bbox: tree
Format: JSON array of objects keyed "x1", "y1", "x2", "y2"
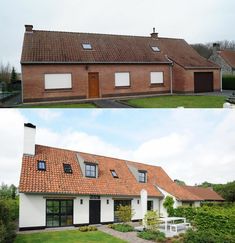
[
  {"x1": 143, "y1": 210, "x2": 160, "y2": 231},
  {"x1": 0, "y1": 62, "x2": 11, "y2": 83},
  {"x1": 163, "y1": 196, "x2": 174, "y2": 216},
  {"x1": 174, "y1": 179, "x2": 186, "y2": 186},
  {"x1": 10, "y1": 67, "x2": 17, "y2": 83},
  {"x1": 116, "y1": 205, "x2": 135, "y2": 224}
]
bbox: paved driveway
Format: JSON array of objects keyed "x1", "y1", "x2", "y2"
[{"x1": 93, "y1": 100, "x2": 132, "y2": 108}]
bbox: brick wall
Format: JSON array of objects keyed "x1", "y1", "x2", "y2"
[
  {"x1": 173, "y1": 63, "x2": 221, "y2": 93},
  {"x1": 22, "y1": 64, "x2": 171, "y2": 102}
]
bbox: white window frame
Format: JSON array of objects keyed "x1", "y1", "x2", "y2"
[
  {"x1": 150, "y1": 72, "x2": 164, "y2": 84},
  {"x1": 44, "y1": 74, "x2": 72, "y2": 90},
  {"x1": 115, "y1": 72, "x2": 130, "y2": 87}
]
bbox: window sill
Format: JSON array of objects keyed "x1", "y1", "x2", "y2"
[
  {"x1": 115, "y1": 86, "x2": 131, "y2": 89},
  {"x1": 150, "y1": 83, "x2": 164, "y2": 88},
  {"x1": 44, "y1": 89, "x2": 73, "y2": 93}
]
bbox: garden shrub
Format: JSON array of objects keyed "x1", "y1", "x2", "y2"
[
  {"x1": 116, "y1": 205, "x2": 135, "y2": 224},
  {"x1": 163, "y1": 196, "x2": 174, "y2": 216},
  {"x1": 79, "y1": 225, "x2": 97, "y2": 232},
  {"x1": 143, "y1": 210, "x2": 160, "y2": 231},
  {"x1": 112, "y1": 223, "x2": 134, "y2": 232},
  {"x1": 223, "y1": 75, "x2": 235, "y2": 90},
  {"x1": 0, "y1": 200, "x2": 16, "y2": 243},
  {"x1": 183, "y1": 229, "x2": 235, "y2": 243},
  {"x1": 173, "y1": 205, "x2": 235, "y2": 240},
  {"x1": 137, "y1": 230, "x2": 165, "y2": 241}
]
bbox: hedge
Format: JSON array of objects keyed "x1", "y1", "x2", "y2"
[
  {"x1": 223, "y1": 75, "x2": 235, "y2": 90},
  {"x1": 173, "y1": 205, "x2": 235, "y2": 238},
  {"x1": 0, "y1": 200, "x2": 17, "y2": 243}
]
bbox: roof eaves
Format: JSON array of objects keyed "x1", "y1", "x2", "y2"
[{"x1": 21, "y1": 61, "x2": 172, "y2": 65}]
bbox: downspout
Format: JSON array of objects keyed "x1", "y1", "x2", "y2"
[
  {"x1": 220, "y1": 68, "x2": 223, "y2": 92},
  {"x1": 165, "y1": 55, "x2": 174, "y2": 95}
]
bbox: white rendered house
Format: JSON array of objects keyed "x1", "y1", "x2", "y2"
[{"x1": 19, "y1": 123, "x2": 222, "y2": 230}]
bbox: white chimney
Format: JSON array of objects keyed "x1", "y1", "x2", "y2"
[{"x1": 23, "y1": 123, "x2": 36, "y2": 156}]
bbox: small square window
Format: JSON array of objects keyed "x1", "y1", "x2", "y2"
[
  {"x1": 85, "y1": 164, "x2": 96, "y2": 178},
  {"x1": 80, "y1": 199, "x2": 83, "y2": 205},
  {"x1": 138, "y1": 171, "x2": 147, "y2": 183},
  {"x1": 111, "y1": 170, "x2": 118, "y2": 178},
  {"x1": 37, "y1": 160, "x2": 46, "y2": 171},
  {"x1": 151, "y1": 46, "x2": 160, "y2": 52},
  {"x1": 63, "y1": 164, "x2": 72, "y2": 174},
  {"x1": 82, "y1": 43, "x2": 92, "y2": 50}
]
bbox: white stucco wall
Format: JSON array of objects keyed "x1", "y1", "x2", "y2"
[
  {"x1": 74, "y1": 196, "x2": 89, "y2": 225},
  {"x1": 19, "y1": 193, "x2": 46, "y2": 228},
  {"x1": 20, "y1": 194, "x2": 162, "y2": 228},
  {"x1": 23, "y1": 126, "x2": 36, "y2": 155},
  {"x1": 157, "y1": 187, "x2": 180, "y2": 217},
  {"x1": 101, "y1": 196, "x2": 114, "y2": 222}
]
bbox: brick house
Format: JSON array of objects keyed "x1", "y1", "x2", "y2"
[
  {"x1": 209, "y1": 43, "x2": 235, "y2": 75},
  {"x1": 19, "y1": 123, "x2": 223, "y2": 230},
  {"x1": 21, "y1": 25, "x2": 221, "y2": 103}
]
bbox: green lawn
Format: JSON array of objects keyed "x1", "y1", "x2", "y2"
[
  {"x1": 18, "y1": 103, "x2": 96, "y2": 108},
  {"x1": 15, "y1": 230, "x2": 126, "y2": 243},
  {"x1": 125, "y1": 95, "x2": 226, "y2": 108}
]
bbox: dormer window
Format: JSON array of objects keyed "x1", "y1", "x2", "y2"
[
  {"x1": 82, "y1": 43, "x2": 92, "y2": 50},
  {"x1": 138, "y1": 171, "x2": 147, "y2": 183},
  {"x1": 85, "y1": 163, "x2": 96, "y2": 178},
  {"x1": 151, "y1": 46, "x2": 160, "y2": 52},
  {"x1": 111, "y1": 170, "x2": 118, "y2": 178},
  {"x1": 38, "y1": 160, "x2": 46, "y2": 171},
  {"x1": 63, "y1": 163, "x2": 72, "y2": 174}
]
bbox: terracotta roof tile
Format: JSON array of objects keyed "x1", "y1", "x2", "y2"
[
  {"x1": 182, "y1": 185, "x2": 224, "y2": 201},
  {"x1": 21, "y1": 29, "x2": 218, "y2": 69},
  {"x1": 19, "y1": 145, "x2": 203, "y2": 201},
  {"x1": 218, "y1": 50, "x2": 235, "y2": 68}
]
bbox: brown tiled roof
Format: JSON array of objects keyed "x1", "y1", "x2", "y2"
[
  {"x1": 219, "y1": 50, "x2": 235, "y2": 68},
  {"x1": 182, "y1": 185, "x2": 224, "y2": 201},
  {"x1": 19, "y1": 145, "x2": 200, "y2": 200},
  {"x1": 21, "y1": 28, "x2": 218, "y2": 69}
]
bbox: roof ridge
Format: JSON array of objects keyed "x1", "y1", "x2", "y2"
[{"x1": 33, "y1": 29, "x2": 183, "y2": 41}]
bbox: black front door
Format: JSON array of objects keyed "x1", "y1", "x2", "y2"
[
  {"x1": 46, "y1": 199, "x2": 73, "y2": 227},
  {"x1": 89, "y1": 200, "x2": 101, "y2": 224}
]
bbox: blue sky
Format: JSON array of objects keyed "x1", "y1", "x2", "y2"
[
  {"x1": 0, "y1": 109, "x2": 234, "y2": 186},
  {"x1": 1, "y1": 0, "x2": 235, "y2": 71}
]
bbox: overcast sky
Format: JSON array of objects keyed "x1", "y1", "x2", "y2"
[
  {"x1": 0, "y1": 0, "x2": 235, "y2": 72},
  {"x1": 0, "y1": 109, "x2": 234, "y2": 187}
]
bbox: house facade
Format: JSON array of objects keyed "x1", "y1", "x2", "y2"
[
  {"x1": 21, "y1": 25, "x2": 221, "y2": 103},
  {"x1": 19, "y1": 124, "x2": 223, "y2": 230},
  {"x1": 209, "y1": 43, "x2": 235, "y2": 75}
]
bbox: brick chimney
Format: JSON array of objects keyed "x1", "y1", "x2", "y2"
[
  {"x1": 23, "y1": 123, "x2": 36, "y2": 156},
  {"x1": 213, "y1": 43, "x2": 220, "y2": 54},
  {"x1": 151, "y1": 27, "x2": 158, "y2": 39},
  {"x1": 25, "y1": 25, "x2": 33, "y2": 33}
]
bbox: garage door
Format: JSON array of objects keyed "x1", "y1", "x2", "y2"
[{"x1": 194, "y1": 72, "x2": 213, "y2": 93}]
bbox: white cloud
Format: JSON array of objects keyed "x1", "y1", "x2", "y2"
[
  {"x1": 35, "y1": 109, "x2": 62, "y2": 122},
  {"x1": 0, "y1": 110, "x2": 26, "y2": 185}
]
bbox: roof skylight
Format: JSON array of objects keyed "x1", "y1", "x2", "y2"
[
  {"x1": 151, "y1": 46, "x2": 160, "y2": 52},
  {"x1": 82, "y1": 43, "x2": 92, "y2": 50}
]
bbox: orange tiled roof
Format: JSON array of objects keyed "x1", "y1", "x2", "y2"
[
  {"x1": 182, "y1": 185, "x2": 224, "y2": 201},
  {"x1": 19, "y1": 145, "x2": 200, "y2": 200},
  {"x1": 219, "y1": 50, "x2": 235, "y2": 68},
  {"x1": 21, "y1": 29, "x2": 218, "y2": 69}
]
